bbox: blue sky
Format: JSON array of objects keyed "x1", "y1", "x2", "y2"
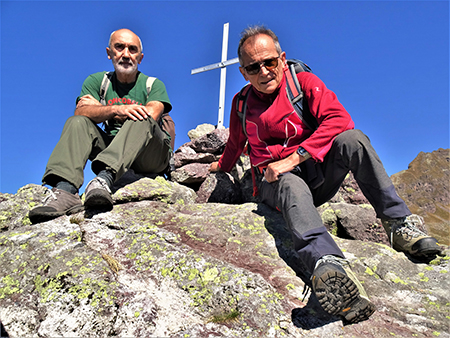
[{"x1": 1, "y1": 0, "x2": 449, "y2": 194}]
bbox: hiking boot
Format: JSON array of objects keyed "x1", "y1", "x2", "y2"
[
  {"x1": 311, "y1": 255, "x2": 376, "y2": 324},
  {"x1": 382, "y1": 214, "x2": 442, "y2": 258},
  {"x1": 84, "y1": 177, "x2": 113, "y2": 210},
  {"x1": 29, "y1": 187, "x2": 84, "y2": 224}
]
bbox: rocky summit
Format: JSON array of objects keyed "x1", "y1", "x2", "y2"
[{"x1": 0, "y1": 125, "x2": 449, "y2": 338}]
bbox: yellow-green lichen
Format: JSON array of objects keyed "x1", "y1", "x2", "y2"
[
  {"x1": 66, "y1": 256, "x2": 84, "y2": 267},
  {"x1": 285, "y1": 283, "x2": 295, "y2": 291},
  {"x1": 386, "y1": 272, "x2": 408, "y2": 285},
  {"x1": 418, "y1": 273, "x2": 429, "y2": 282},
  {"x1": 0, "y1": 275, "x2": 21, "y2": 299}
]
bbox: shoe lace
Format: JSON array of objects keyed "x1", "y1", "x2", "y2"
[
  {"x1": 42, "y1": 188, "x2": 59, "y2": 205},
  {"x1": 393, "y1": 215, "x2": 426, "y2": 241},
  {"x1": 301, "y1": 284, "x2": 310, "y2": 302},
  {"x1": 314, "y1": 254, "x2": 350, "y2": 271},
  {"x1": 88, "y1": 177, "x2": 111, "y2": 193}
]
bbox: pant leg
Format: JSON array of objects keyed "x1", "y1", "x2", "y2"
[
  {"x1": 92, "y1": 117, "x2": 170, "y2": 180},
  {"x1": 43, "y1": 116, "x2": 110, "y2": 189},
  {"x1": 258, "y1": 173, "x2": 344, "y2": 274},
  {"x1": 311, "y1": 129, "x2": 410, "y2": 219}
]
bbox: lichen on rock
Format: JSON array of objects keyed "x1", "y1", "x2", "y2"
[{"x1": 1, "y1": 135, "x2": 449, "y2": 337}]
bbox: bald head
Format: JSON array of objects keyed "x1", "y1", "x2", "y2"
[{"x1": 109, "y1": 29, "x2": 143, "y2": 53}]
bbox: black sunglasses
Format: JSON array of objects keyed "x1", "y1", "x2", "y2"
[{"x1": 243, "y1": 57, "x2": 280, "y2": 75}]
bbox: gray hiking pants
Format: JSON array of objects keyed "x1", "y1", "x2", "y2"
[
  {"x1": 43, "y1": 115, "x2": 171, "y2": 189},
  {"x1": 258, "y1": 129, "x2": 410, "y2": 274}
]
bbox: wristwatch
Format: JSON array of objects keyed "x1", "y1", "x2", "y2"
[{"x1": 297, "y1": 146, "x2": 311, "y2": 160}]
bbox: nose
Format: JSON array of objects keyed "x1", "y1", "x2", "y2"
[
  {"x1": 123, "y1": 47, "x2": 131, "y2": 58},
  {"x1": 260, "y1": 64, "x2": 271, "y2": 75}
]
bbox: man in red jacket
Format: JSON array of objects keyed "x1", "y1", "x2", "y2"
[{"x1": 210, "y1": 25, "x2": 442, "y2": 324}]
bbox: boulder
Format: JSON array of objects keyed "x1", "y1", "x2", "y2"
[
  {"x1": 186, "y1": 128, "x2": 229, "y2": 154},
  {"x1": 187, "y1": 123, "x2": 216, "y2": 140},
  {"x1": 196, "y1": 171, "x2": 242, "y2": 204},
  {"x1": 171, "y1": 163, "x2": 211, "y2": 186}
]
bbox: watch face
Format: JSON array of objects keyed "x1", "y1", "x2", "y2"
[{"x1": 298, "y1": 147, "x2": 311, "y2": 159}]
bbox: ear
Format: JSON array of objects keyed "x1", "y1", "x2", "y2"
[
  {"x1": 138, "y1": 52, "x2": 144, "y2": 64},
  {"x1": 239, "y1": 67, "x2": 249, "y2": 81},
  {"x1": 280, "y1": 51, "x2": 286, "y2": 65},
  {"x1": 106, "y1": 47, "x2": 111, "y2": 60}
]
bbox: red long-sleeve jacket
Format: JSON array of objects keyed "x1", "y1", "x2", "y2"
[{"x1": 218, "y1": 68, "x2": 354, "y2": 172}]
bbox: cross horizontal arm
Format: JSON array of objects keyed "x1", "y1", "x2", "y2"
[{"x1": 191, "y1": 57, "x2": 239, "y2": 75}]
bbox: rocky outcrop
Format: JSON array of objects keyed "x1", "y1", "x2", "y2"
[
  {"x1": 391, "y1": 148, "x2": 450, "y2": 245},
  {"x1": 1, "y1": 126, "x2": 449, "y2": 337},
  {"x1": 171, "y1": 125, "x2": 447, "y2": 246},
  {"x1": 0, "y1": 181, "x2": 449, "y2": 337}
]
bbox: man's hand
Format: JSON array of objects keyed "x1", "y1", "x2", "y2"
[
  {"x1": 209, "y1": 162, "x2": 221, "y2": 172},
  {"x1": 264, "y1": 151, "x2": 304, "y2": 183},
  {"x1": 113, "y1": 105, "x2": 150, "y2": 122}
]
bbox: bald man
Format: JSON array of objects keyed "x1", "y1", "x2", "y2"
[{"x1": 30, "y1": 29, "x2": 173, "y2": 223}]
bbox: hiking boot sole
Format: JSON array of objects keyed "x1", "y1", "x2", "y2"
[
  {"x1": 29, "y1": 204, "x2": 85, "y2": 224},
  {"x1": 313, "y1": 269, "x2": 376, "y2": 324},
  {"x1": 84, "y1": 189, "x2": 114, "y2": 211}
]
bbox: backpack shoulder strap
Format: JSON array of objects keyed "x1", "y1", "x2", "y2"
[
  {"x1": 99, "y1": 72, "x2": 113, "y2": 106},
  {"x1": 145, "y1": 76, "x2": 157, "y2": 97},
  {"x1": 235, "y1": 83, "x2": 258, "y2": 197},
  {"x1": 284, "y1": 59, "x2": 319, "y2": 131},
  {"x1": 235, "y1": 83, "x2": 252, "y2": 137}
]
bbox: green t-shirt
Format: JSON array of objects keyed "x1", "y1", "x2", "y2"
[{"x1": 77, "y1": 71, "x2": 172, "y2": 136}]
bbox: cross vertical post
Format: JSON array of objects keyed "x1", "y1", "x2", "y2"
[
  {"x1": 191, "y1": 23, "x2": 239, "y2": 129},
  {"x1": 218, "y1": 22, "x2": 230, "y2": 129}
]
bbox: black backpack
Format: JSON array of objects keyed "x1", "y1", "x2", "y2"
[{"x1": 236, "y1": 59, "x2": 319, "y2": 136}]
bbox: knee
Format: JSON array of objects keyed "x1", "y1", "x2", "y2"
[
  {"x1": 64, "y1": 115, "x2": 95, "y2": 130},
  {"x1": 278, "y1": 173, "x2": 312, "y2": 198},
  {"x1": 120, "y1": 117, "x2": 159, "y2": 135},
  {"x1": 335, "y1": 129, "x2": 370, "y2": 149},
  {"x1": 124, "y1": 117, "x2": 157, "y2": 128}
]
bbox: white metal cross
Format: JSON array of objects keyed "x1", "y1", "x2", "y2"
[{"x1": 191, "y1": 23, "x2": 239, "y2": 129}]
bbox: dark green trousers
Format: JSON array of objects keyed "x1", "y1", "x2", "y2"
[{"x1": 43, "y1": 116, "x2": 170, "y2": 189}]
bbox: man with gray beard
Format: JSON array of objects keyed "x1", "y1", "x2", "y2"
[{"x1": 29, "y1": 28, "x2": 173, "y2": 223}]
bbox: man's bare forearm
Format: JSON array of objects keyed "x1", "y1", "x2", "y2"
[
  {"x1": 75, "y1": 95, "x2": 116, "y2": 124},
  {"x1": 75, "y1": 94, "x2": 166, "y2": 124},
  {"x1": 74, "y1": 105, "x2": 115, "y2": 124},
  {"x1": 145, "y1": 101, "x2": 165, "y2": 122}
]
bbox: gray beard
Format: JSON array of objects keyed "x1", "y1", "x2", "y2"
[{"x1": 113, "y1": 61, "x2": 138, "y2": 76}]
